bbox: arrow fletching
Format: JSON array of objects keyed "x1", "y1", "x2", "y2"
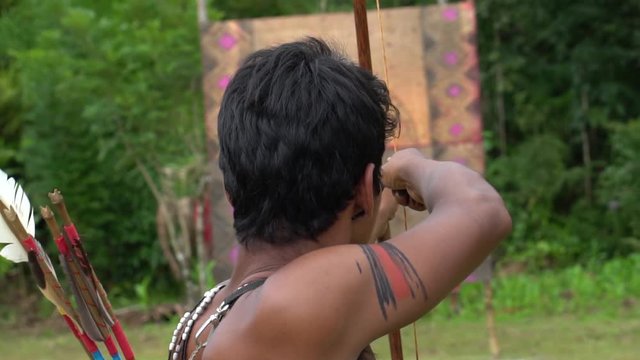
[{"x1": 0, "y1": 169, "x2": 33, "y2": 263}]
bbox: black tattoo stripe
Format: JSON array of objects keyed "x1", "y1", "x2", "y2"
[
  {"x1": 357, "y1": 243, "x2": 428, "y2": 321},
  {"x1": 360, "y1": 245, "x2": 395, "y2": 320}
]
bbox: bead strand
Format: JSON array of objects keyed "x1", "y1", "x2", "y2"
[{"x1": 168, "y1": 283, "x2": 226, "y2": 360}]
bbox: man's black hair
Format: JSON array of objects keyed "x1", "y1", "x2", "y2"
[{"x1": 218, "y1": 37, "x2": 398, "y2": 246}]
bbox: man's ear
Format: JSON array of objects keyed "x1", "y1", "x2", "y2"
[{"x1": 353, "y1": 163, "x2": 376, "y2": 219}]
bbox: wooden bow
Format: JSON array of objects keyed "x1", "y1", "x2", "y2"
[{"x1": 352, "y1": 2, "x2": 405, "y2": 360}]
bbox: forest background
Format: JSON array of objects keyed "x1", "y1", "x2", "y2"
[{"x1": 0, "y1": 0, "x2": 639, "y2": 330}]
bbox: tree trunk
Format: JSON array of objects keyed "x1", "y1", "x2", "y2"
[
  {"x1": 494, "y1": 25, "x2": 507, "y2": 156},
  {"x1": 197, "y1": 0, "x2": 208, "y2": 31},
  {"x1": 194, "y1": 200, "x2": 207, "y2": 294},
  {"x1": 484, "y1": 280, "x2": 500, "y2": 359},
  {"x1": 156, "y1": 206, "x2": 181, "y2": 280},
  {"x1": 580, "y1": 87, "x2": 593, "y2": 203},
  {"x1": 319, "y1": 0, "x2": 328, "y2": 12}
]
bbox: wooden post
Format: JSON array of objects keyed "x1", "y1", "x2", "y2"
[{"x1": 484, "y1": 280, "x2": 500, "y2": 359}]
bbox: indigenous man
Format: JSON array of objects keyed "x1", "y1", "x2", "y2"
[{"x1": 170, "y1": 38, "x2": 512, "y2": 360}]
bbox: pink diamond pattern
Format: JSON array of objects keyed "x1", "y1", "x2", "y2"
[
  {"x1": 218, "y1": 33, "x2": 237, "y2": 50},
  {"x1": 442, "y1": 7, "x2": 459, "y2": 22},
  {"x1": 444, "y1": 51, "x2": 459, "y2": 65},
  {"x1": 450, "y1": 123, "x2": 464, "y2": 137},
  {"x1": 217, "y1": 75, "x2": 231, "y2": 89},
  {"x1": 447, "y1": 84, "x2": 462, "y2": 97}
]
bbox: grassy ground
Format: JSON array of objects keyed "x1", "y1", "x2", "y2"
[
  {"x1": 372, "y1": 313, "x2": 640, "y2": 360},
  {"x1": 1, "y1": 313, "x2": 638, "y2": 360}
]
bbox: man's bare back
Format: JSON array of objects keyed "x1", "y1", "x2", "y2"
[
  {"x1": 182, "y1": 271, "x2": 376, "y2": 360},
  {"x1": 168, "y1": 38, "x2": 511, "y2": 360}
]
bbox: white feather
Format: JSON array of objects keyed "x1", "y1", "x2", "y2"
[{"x1": 0, "y1": 169, "x2": 31, "y2": 263}]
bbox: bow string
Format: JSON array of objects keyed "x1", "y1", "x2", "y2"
[{"x1": 352, "y1": 1, "x2": 419, "y2": 359}]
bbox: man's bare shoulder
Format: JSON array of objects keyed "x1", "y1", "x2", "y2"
[
  {"x1": 247, "y1": 245, "x2": 367, "y2": 357},
  {"x1": 262, "y1": 244, "x2": 367, "y2": 317}
]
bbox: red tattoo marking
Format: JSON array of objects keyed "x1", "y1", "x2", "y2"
[{"x1": 371, "y1": 245, "x2": 411, "y2": 300}]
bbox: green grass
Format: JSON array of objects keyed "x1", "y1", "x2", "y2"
[
  {"x1": 1, "y1": 312, "x2": 638, "y2": 360},
  {"x1": 372, "y1": 313, "x2": 640, "y2": 360}
]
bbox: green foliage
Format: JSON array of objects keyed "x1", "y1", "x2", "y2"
[
  {"x1": 489, "y1": 134, "x2": 570, "y2": 209},
  {"x1": 0, "y1": 0, "x2": 205, "y2": 295},
  {"x1": 212, "y1": 0, "x2": 316, "y2": 19},
  {"x1": 210, "y1": 0, "x2": 440, "y2": 18},
  {"x1": 430, "y1": 255, "x2": 640, "y2": 319},
  {"x1": 598, "y1": 120, "x2": 640, "y2": 248},
  {"x1": 0, "y1": 60, "x2": 23, "y2": 174},
  {"x1": 477, "y1": 0, "x2": 640, "y2": 267}
]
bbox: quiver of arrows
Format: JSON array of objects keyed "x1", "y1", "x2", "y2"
[{"x1": 0, "y1": 170, "x2": 135, "y2": 360}]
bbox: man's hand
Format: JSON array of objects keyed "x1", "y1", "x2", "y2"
[
  {"x1": 371, "y1": 188, "x2": 398, "y2": 242},
  {"x1": 382, "y1": 149, "x2": 427, "y2": 211}
]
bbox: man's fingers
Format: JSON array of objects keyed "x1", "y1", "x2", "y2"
[
  {"x1": 392, "y1": 189, "x2": 427, "y2": 211},
  {"x1": 408, "y1": 199, "x2": 427, "y2": 211},
  {"x1": 392, "y1": 190, "x2": 411, "y2": 207}
]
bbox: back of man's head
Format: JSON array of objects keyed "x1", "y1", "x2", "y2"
[{"x1": 218, "y1": 37, "x2": 398, "y2": 246}]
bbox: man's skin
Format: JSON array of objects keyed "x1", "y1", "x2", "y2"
[{"x1": 185, "y1": 149, "x2": 512, "y2": 360}]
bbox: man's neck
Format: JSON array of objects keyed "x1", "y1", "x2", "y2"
[
  {"x1": 229, "y1": 240, "x2": 318, "y2": 287},
  {"x1": 228, "y1": 213, "x2": 352, "y2": 288}
]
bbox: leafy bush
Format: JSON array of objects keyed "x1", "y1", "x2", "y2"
[
  {"x1": 598, "y1": 120, "x2": 640, "y2": 250},
  {"x1": 430, "y1": 255, "x2": 640, "y2": 319},
  {"x1": 0, "y1": 0, "x2": 205, "y2": 295}
]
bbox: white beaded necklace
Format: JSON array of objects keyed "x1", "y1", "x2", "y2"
[
  {"x1": 168, "y1": 282, "x2": 227, "y2": 360},
  {"x1": 168, "y1": 278, "x2": 267, "y2": 360}
]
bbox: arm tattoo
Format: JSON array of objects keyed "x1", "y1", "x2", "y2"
[{"x1": 358, "y1": 243, "x2": 427, "y2": 320}]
